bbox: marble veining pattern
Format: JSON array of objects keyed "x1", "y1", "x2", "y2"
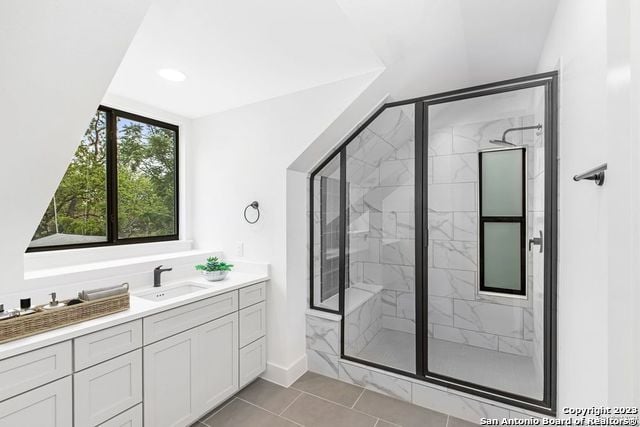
[
  {"x1": 452, "y1": 212, "x2": 477, "y2": 242},
  {"x1": 381, "y1": 290, "x2": 397, "y2": 316},
  {"x1": 432, "y1": 324, "x2": 498, "y2": 350},
  {"x1": 413, "y1": 381, "x2": 511, "y2": 423},
  {"x1": 339, "y1": 361, "x2": 412, "y2": 402},
  {"x1": 306, "y1": 315, "x2": 340, "y2": 355},
  {"x1": 498, "y1": 336, "x2": 533, "y2": 356},
  {"x1": 362, "y1": 262, "x2": 415, "y2": 292},
  {"x1": 428, "y1": 212, "x2": 454, "y2": 240},
  {"x1": 427, "y1": 183, "x2": 476, "y2": 212},
  {"x1": 307, "y1": 349, "x2": 340, "y2": 379},
  {"x1": 395, "y1": 212, "x2": 415, "y2": 239},
  {"x1": 382, "y1": 315, "x2": 415, "y2": 334},
  {"x1": 432, "y1": 153, "x2": 478, "y2": 184},
  {"x1": 381, "y1": 238, "x2": 415, "y2": 266},
  {"x1": 428, "y1": 295, "x2": 454, "y2": 326},
  {"x1": 428, "y1": 268, "x2": 476, "y2": 300},
  {"x1": 432, "y1": 240, "x2": 477, "y2": 271},
  {"x1": 453, "y1": 300, "x2": 524, "y2": 339}
]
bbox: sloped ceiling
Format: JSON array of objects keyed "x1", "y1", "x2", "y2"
[
  {"x1": 0, "y1": 0, "x2": 151, "y2": 291},
  {"x1": 108, "y1": 0, "x2": 558, "y2": 120},
  {"x1": 336, "y1": 0, "x2": 559, "y2": 96},
  {"x1": 107, "y1": 0, "x2": 384, "y2": 118},
  {"x1": 290, "y1": 0, "x2": 559, "y2": 172},
  {"x1": 335, "y1": 0, "x2": 471, "y2": 98},
  {"x1": 458, "y1": 0, "x2": 559, "y2": 84}
]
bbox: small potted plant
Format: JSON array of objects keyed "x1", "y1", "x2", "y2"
[{"x1": 195, "y1": 257, "x2": 233, "y2": 281}]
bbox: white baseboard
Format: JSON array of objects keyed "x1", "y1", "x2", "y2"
[{"x1": 261, "y1": 353, "x2": 308, "y2": 387}]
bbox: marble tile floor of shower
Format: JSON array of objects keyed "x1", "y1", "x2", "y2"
[
  {"x1": 356, "y1": 328, "x2": 417, "y2": 372},
  {"x1": 428, "y1": 338, "x2": 542, "y2": 399},
  {"x1": 354, "y1": 329, "x2": 542, "y2": 399}
]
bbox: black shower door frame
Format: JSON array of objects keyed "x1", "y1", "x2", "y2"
[
  {"x1": 310, "y1": 71, "x2": 558, "y2": 416},
  {"x1": 416, "y1": 73, "x2": 557, "y2": 415}
]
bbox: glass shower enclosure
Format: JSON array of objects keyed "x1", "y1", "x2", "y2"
[{"x1": 309, "y1": 73, "x2": 557, "y2": 414}]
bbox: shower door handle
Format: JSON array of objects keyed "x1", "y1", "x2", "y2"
[
  {"x1": 424, "y1": 228, "x2": 429, "y2": 247},
  {"x1": 528, "y1": 230, "x2": 543, "y2": 253}
]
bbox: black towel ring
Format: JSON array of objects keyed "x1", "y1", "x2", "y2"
[{"x1": 244, "y1": 201, "x2": 260, "y2": 224}]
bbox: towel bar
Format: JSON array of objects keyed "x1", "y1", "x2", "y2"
[{"x1": 573, "y1": 163, "x2": 607, "y2": 186}]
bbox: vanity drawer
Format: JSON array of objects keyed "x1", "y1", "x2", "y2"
[
  {"x1": 74, "y1": 320, "x2": 142, "y2": 371},
  {"x1": 0, "y1": 341, "x2": 72, "y2": 402},
  {"x1": 74, "y1": 349, "x2": 142, "y2": 427},
  {"x1": 143, "y1": 290, "x2": 238, "y2": 344},
  {"x1": 0, "y1": 376, "x2": 72, "y2": 426},
  {"x1": 239, "y1": 301, "x2": 266, "y2": 348},
  {"x1": 239, "y1": 336, "x2": 266, "y2": 387},
  {"x1": 98, "y1": 403, "x2": 142, "y2": 427},
  {"x1": 239, "y1": 282, "x2": 266, "y2": 309}
]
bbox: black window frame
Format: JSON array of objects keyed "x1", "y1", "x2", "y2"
[
  {"x1": 27, "y1": 105, "x2": 180, "y2": 253},
  {"x1": 478, "y1": 147, "x2": 527, "y2": 296},
  {"x1": 309, "y1": 150, "x2": 344, "y2": 314}
]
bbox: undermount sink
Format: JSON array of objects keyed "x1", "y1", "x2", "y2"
[{"x1": 137, "y1": 283, "x2": 209, "y2": 302}]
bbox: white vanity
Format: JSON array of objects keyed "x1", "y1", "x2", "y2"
[{"x1": 0, "y1": 275, "x2": 268, "y2": 427}]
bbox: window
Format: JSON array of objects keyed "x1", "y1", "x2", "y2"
[
  {"x1": 310, "y1": 154, "x2": 342, "y2": 312},
  {"x1": 478, "y1": 147, "x2": 526, "y2": 295},
  {"x1": 28, "y1": 107, "x2": 179, "y2": 251}
]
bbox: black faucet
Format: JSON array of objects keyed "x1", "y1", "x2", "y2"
[{"x1": 153, "y1": 265, "x2": 173, "y2": 287}]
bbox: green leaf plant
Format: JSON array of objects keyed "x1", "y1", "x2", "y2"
[{"x1": 195, "y1": 257, "x2": 234, "y2": 272}]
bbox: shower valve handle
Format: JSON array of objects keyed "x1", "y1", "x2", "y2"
[{"x1": 528, "y1": 230, "x2": 543, "y2": 253}]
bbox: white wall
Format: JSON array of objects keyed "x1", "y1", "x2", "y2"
[
  {"x1": 537, "y1": 0, "x2": 639, "y2": 409},
  {"x1": 605, "y1": 0, "x2": 636, "y2": 406},
  {"x1": 0, "y1": 0, "x2": 150, "y2": 296},
  {"x1": 189, "y1": 70, "x2": 382, "y2": 384},
  {"x1": 631, "y1": 0, "x2": 640, "y2": 405}
]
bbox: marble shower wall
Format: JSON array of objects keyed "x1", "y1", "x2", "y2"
[
  {"x1": 528, "y1": 91, "x2": 546, "y2": 381},
  {"x1": 344, "y1": 285, "x2": 383, "y2": 355},
  {"x1": 427, "y1": 115, "x2": 543, "y2": 358},
  {"x1": 346, "y1": 104, "x2": 417, "y2": 338}
]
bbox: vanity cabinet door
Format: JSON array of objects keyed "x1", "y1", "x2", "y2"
[
  {"x1": 144, "y1": 329, "x2": 198, "y2": 427},
  {"x1": 0, "y1": 376, "x2": 72, "y2": 427},
  {"x1": 195, "y1": 312, "x2": 239, "y2": 414},
  {"x1": 74, "y1": 350, "x2": 142, "y2": 426},
  {"x1": 239, "y1": 336, "x2": 266, "y2": 388}
]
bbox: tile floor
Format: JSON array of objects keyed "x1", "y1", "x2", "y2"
[
  {"x1": 355, "y1": 328, "x2": 416, "y2": 372},
  {"x1": 352, "y1": 328, "x2": 542, "y2": 399},
  {"x1": 194, "y1": 371, "x2": 477, "y2": 427},
  {"x1": 429, "y1": 338, "x2": 542, "y2": 399}
]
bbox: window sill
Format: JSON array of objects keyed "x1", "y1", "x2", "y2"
[{"x1": 24, "y1": 240, "x2": 195, "y2": 275}]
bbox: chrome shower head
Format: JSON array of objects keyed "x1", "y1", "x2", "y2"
[{"x1": 489, "y1": 123, "x2": 542, "y2": 147}]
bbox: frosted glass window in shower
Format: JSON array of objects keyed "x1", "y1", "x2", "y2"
[
  {"x1": 311, "y1": 155, "x2": 341, "y2": 312},
  {"x1": 483, "y1": 222, "x2": 521, "y2": 291},
  {"x1": 478, "y1": 147, "x2": 526, "y2": 295},
  {"x1": 481, "y1": 149, "x2": 523, "y2": 217}
]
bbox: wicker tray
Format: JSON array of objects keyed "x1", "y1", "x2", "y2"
[{"x1": 0, "y1": 293, "x2": 130, "y2": 345}]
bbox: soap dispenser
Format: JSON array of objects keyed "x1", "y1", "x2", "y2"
[
  {"x1": 42, "y1": 292, "x2": 66, "y2": 310},
  {"x1": 0, "y1": 304, "x2": 19, "y2": 321}
]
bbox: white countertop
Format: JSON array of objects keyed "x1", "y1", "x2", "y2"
[{"x1": 0, "y1": 271, "x2": 269, "y2": 360}]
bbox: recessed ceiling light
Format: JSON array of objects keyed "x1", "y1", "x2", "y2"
[{"x1": 157, "y1": 68, "x2": 187, "y2": 82}]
